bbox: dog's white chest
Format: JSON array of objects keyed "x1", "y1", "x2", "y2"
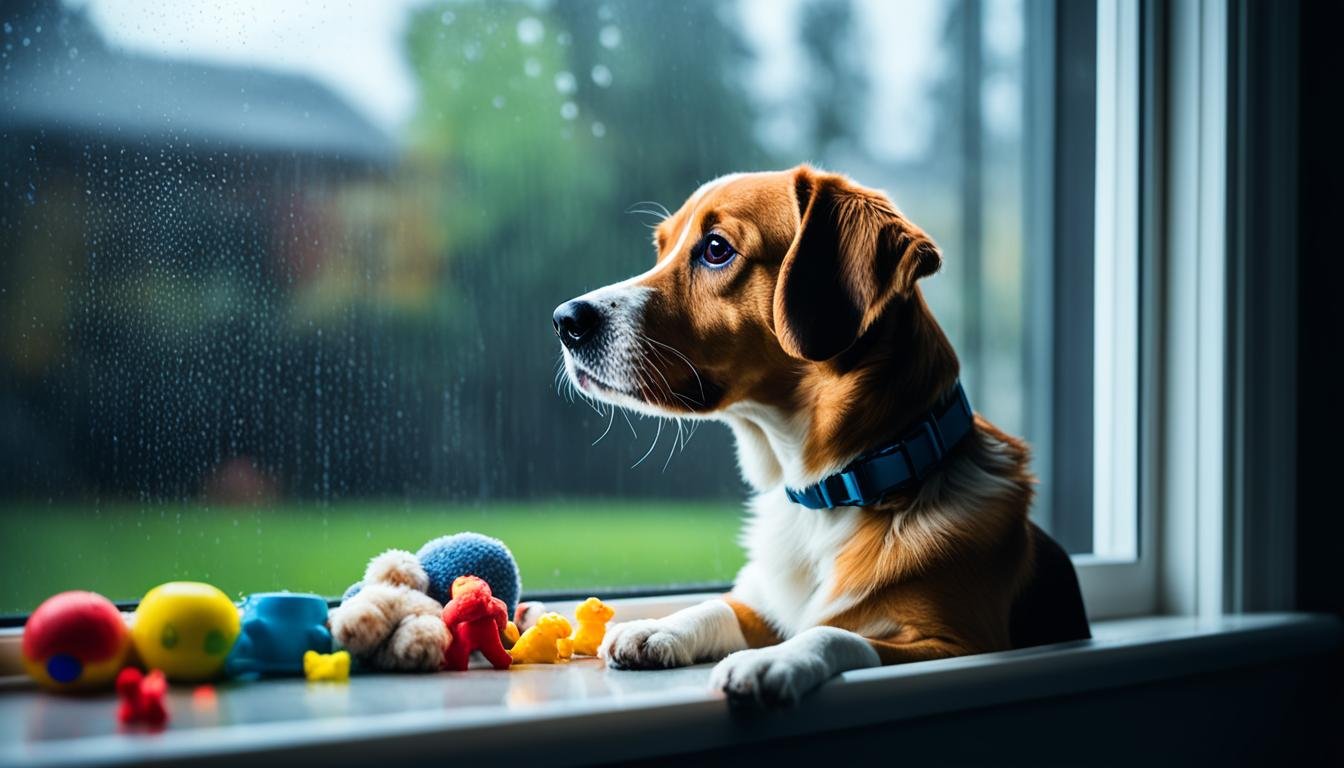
[{"x1": 731, "y1": 487, "x2": 861, "y2": 638}]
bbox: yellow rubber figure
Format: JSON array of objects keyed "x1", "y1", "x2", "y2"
[
  {"x1": 508, "y1": 612, "x2": 572, "y2": 664},
  {"x1": 303, "y1": 650, "x2": 351, "y2": 682},
  {"x1": 567, "y1": 597, "x2": 614, "y2": 657}
]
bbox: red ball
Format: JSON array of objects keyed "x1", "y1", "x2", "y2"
[{"x1": 23, "y1": 591, "x2": 130, "y2": 692}]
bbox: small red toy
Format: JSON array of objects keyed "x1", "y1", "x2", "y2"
[
  {"x1": 116, "y1": 668, "x2": 169, "y2": 728},
  {"x1": 440, "y1": 576, "x2": 512, "y2": 671}
]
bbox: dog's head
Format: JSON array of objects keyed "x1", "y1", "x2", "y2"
[{"x1": 553, "y1": 165, "x2": 943, "y2": 426}]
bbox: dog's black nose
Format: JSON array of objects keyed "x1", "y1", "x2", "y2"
[{"x1": 553, "y1": 299, "x2": 602, "y2": 349}]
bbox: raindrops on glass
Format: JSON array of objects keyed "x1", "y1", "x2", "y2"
[
  {"x1": 553, "y1": 71, "x2": 577, "y2": 95},
  {"x1": 516, "y1": 17, "x2": 544, "y2": 46}
]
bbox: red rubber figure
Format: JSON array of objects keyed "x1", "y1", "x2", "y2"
[
  {"x1": 441, "y1": 575, "x2": 512, "y2": 671},
  {"x1": 116, "y1": 668, "x2": 168, "y2": 728}
]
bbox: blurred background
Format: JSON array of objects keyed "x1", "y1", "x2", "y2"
[{"x1": 0, "y1": 0, "x2": 1035, "y2": 613}]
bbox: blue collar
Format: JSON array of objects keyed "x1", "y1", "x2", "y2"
[{"x1": 785, "y1": 380, "x2": 974, "y2": 510}]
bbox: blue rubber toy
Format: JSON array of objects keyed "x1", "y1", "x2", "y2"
[
  {"x1": 225, "y1": 593, "x2": 332, "y2": 677},
  {"x1": 416, "y1": 532, "x2": 521, "y2": 615}
]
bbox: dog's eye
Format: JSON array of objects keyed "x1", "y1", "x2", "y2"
[{"x1": 695, "y1": 234, "x2": 736, "y2": 268}]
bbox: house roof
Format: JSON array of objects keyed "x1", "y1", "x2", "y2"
[{"x1": 2, "y1": 7, "x2": 395, "y2": 166}]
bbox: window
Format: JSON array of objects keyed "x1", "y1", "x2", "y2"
[{"x1": 0, "y1": 0, "x2": 1126, "y2": 616}]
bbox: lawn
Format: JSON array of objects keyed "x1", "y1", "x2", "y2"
[{"x1": 0, "y1": 500, "x2": 747, "y2": 616}]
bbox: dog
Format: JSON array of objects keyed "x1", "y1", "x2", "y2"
[{"x1": 552, "y1": 166, "x2": 1090, "y2": 707}]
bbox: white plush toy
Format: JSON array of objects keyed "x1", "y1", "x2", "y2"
[{"x1": 328, "y1": 550, "x2": 447, "y2": 672}]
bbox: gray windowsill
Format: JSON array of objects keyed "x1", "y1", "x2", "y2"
[{"x1": 0, "y1": 612, "x2": 1339, "y2": 767}]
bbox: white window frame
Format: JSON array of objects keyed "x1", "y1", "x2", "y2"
[
  {"x1": 1074, "y1": 0, "x2": 1238, "y2": 620},
  {"x1": 1049, "y1": 0, "x2": 1159, "y2": 619},
  {"x1": 1075, "y1": 0, "x2": 1154, "y2": 620},
  {"x1": 1078, "y1": 0, "x2": 1295, "y2": 620}
]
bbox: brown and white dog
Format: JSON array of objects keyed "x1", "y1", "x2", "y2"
[{"x1": 552, "y1": 166, "x2": 1090, "y2": 707}]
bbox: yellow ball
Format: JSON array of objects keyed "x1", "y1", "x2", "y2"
[{"x1": 132, "y1": 582, "x2": 240, "y2": 682}]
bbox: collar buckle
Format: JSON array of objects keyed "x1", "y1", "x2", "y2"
[{"x1": 838, "y1": 469, "x2": 867, "y2": 507}]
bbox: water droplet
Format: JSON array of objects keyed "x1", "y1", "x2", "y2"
[
  {"x1": 599, "y1": 25, "x2": 621, "y2": 49},
  {"x1": 68, "y1": 46, "x2": 78, "y2": 59},
  {"x1": 21, "y1": 37, "x2": 29, "y2": 47},
  {"x1": 553, "y1": 71, "x2": 576, "y2": 95},
  {"x1": 464, "y1": 42, "x2": 481, "y2": 62},
  {"x1": 591, "y1": 64, "x2": 612, "y2": 88},
  {"x1": 516, "y1": 17, "x2": 544, "y2": 46},
  {"x1": 556, "y1": 32, "x2": 572, "y2": 47},
  {"x1": 492, "y1": 95, "x2": 506, "y2": 109},
  {"x1": 524, "y1": 58, "x2": 542, "y2": 78},
  {"x1": 3, "y1": 23, "x2": 11, "y2": 34},
  {"x1": 591, "y1": 121, "x2": 606, "y2": 138},
  {"x1": 440, "y1": 10, "x2": 456, "y2": 25},
  {"x1": 560, "y1": 101, "x2": 578, "y2": 120}
]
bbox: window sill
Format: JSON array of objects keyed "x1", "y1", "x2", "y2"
[{"x1": 1, "y1": 611, "x2": 1338, "y2": 767}]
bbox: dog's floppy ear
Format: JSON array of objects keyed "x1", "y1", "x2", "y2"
[{"x1": 773, "y1": 166, "x2": 941, "y2": 362}]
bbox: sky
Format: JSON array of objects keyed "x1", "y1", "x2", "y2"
[{"x1": 66, "y1": 0, "x2": 1019, "y2": 162}]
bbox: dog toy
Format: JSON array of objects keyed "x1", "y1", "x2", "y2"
[
  {"x1": 503, "y1": 620, "x2": 520, "y2": 649},
  {"x1": 441, "y1": 575, "x2": 513, "y2": 671},
  {"x1": 226, "y1": 592, "x2": 332, "y2": 677},
  {"x1": 329, "y1": 549, "x2": 447, "y2": 672},
  {"x1": 132, "y1": 581, "x2": 240, "y2": 683},
  {"x1": 22, "y1": 591, "x2": 131, "y2": 692},
  {"x1": 417, "y1": 532, "x2": 522, "y2": 616},
  {"x1": 341, "y1": 532, "x2": 522, "y2": 615},
  {"x1": 303, "y1": 650, "x2": 351, "y2": 682},
  {"x1": 116, "y1": 668, "x2": 169, "y2": 728},
  {"x1": 515, "y1": 601, "x2": 545, "y2": 632},
  {"x1": 509, "y1": 612, "x2": 573, "y2": 664},
  {"x1": 567, "y1": 597, "x2": 615, "y2": 656}
]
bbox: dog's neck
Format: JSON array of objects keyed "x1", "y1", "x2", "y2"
[{"x1": 724, "y1": 292, "x2": 960, "y2": 492}]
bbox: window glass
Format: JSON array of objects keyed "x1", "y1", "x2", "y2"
[{"x1": 0, "y1": 0, "x2": 1041, "y2": 614}]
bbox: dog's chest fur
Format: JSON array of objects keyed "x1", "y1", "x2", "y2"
[{"x1": 730, "y1": 487, "x2": 864, "y2": 638}]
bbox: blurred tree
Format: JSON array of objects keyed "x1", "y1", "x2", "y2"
[
  {"x1": 401, "y1": 0, "x2": 771, "y2": 498},
  {"x1": 798, "y1": 0, "x2": 869, "y2": 159}
]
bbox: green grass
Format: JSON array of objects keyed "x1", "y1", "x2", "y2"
[{"x1": 0, "y1": 500, "x2": 747, "y2": 615}]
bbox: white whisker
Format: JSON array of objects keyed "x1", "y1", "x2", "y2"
[
  {"x1": 640, "y1": 333, "x2": 706, "y2": 404},
  {"x1": 663, "y1": 418, "x2": 685, "y2": 472},
  {"x1": 592, "y1": 405, "x2": 616, "y2": 446},
  {"x1": 625, "y1": 200, "x2": 671, "y2": 220},
  {"x1": 632, "y1": 417, "x2": 663, "y2": 469}
]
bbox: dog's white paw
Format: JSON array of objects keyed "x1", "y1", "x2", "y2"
[
  {"x1": 709, "y1": 645, "x2": 830, "y2": 708},
  {"x1": 600, "y1": 619, "x2": 696, "y2": 669}
]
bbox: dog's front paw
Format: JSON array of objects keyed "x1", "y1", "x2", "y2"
[
  {"x1": 600, "y1": 619, "x2": 695, "y2": 669},
  {"x1": 709, "y1": 646, "x2": 830, "y2": 708}
]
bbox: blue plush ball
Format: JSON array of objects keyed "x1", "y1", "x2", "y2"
[{"x1": 416, "y1": 532, "x2": 521, "y2": 615}]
